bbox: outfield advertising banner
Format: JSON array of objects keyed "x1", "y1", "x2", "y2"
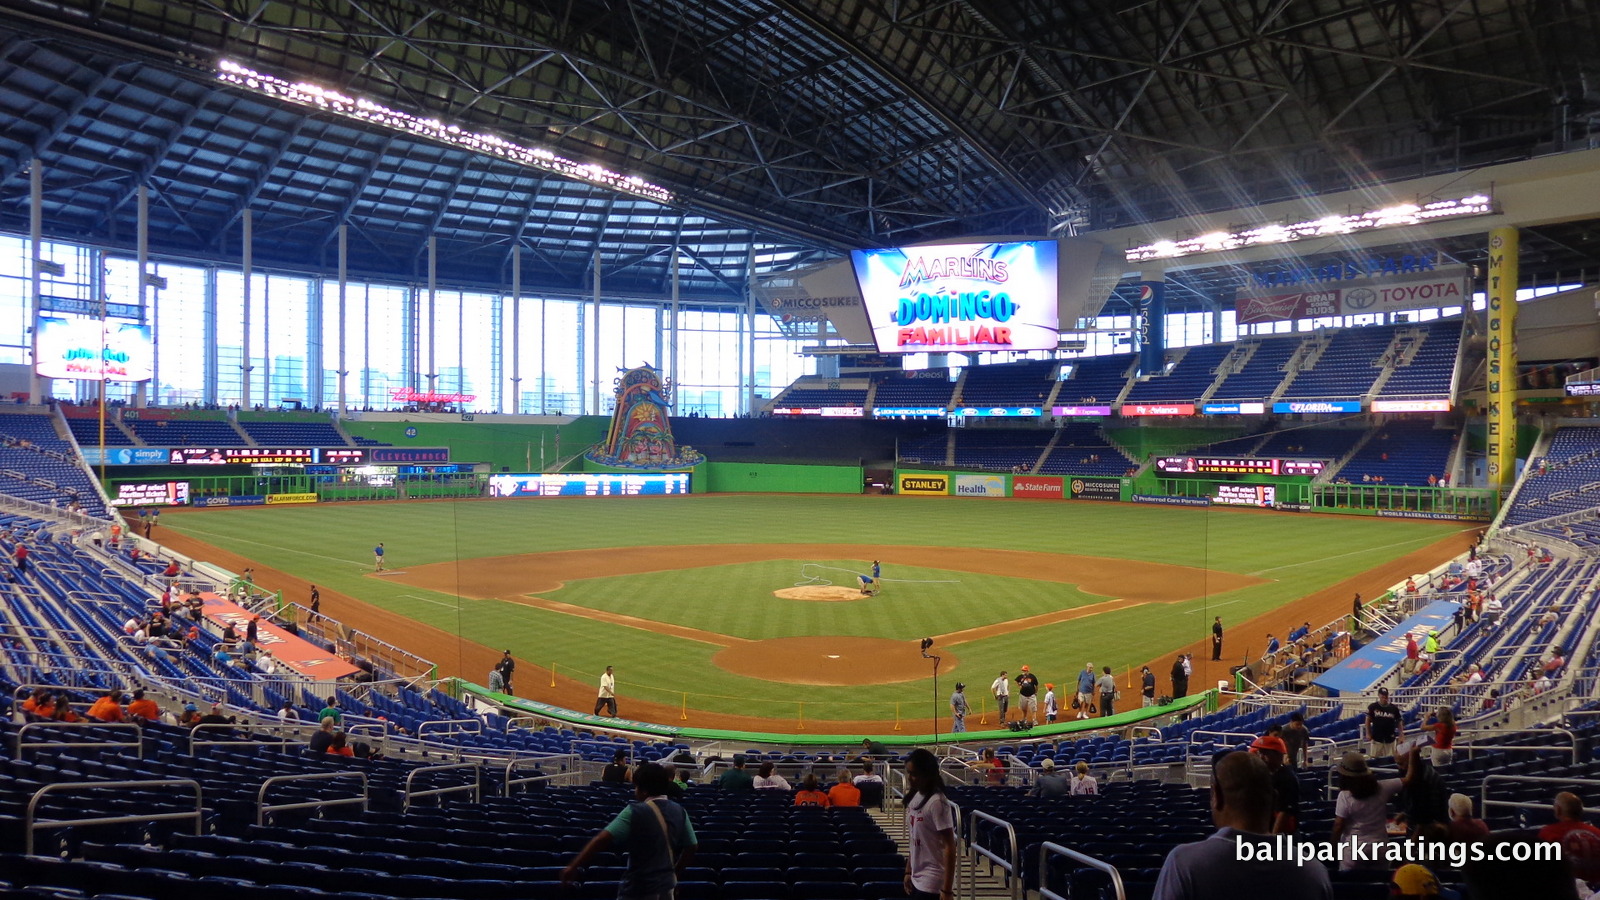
[
  {"x1": 1274, "y1": 400, "x2": 1362, "y2": 414},
  {"x1": 1132, "y1": 494, "x2": 1211, "y2": 507},
  {"x1": 370, "y1": 447, "x2": 450, "y2": 463},
  {"x1": 1214, "y1": 484, "x2": 1276, "y2": 507},
  {"x1": 1121, "y1": 403, "x2": 1195, "y2": 417},
  {"x1": 1202, "y1": 402, "x2": 1265, "y2": 415},
  {"x1": 1051, "y1": 405, "x2": 1112, "y2": 416},
  {"x1": 488, "y1": 473, "x2": 691, "y2": 497},
  {"x1": 952, "y1": 406, "x2": 1042, "y2": 418},
  {"x1": 265, "y1": 493, "x2": 319, "y2": 505},
  {"x1": 111, "y1": 481, "x2": 190, "y2": 508},
  {"x1": 80, "y1": 447, "x2": 171, "y2": 466},
  {"x1": 953, "y1": 473, "x2": 1007, "y2": 497},
  {"x1": 898, "y1": 474, "x2": 950, "y2": 495},
  {"x1": 1070, "y1": 478, "x2": 1122, "y2": 501},
  {"x1": 1370, "y1": 399, "x2": 1451, "y2": 413},
  {"x1": 1376, "y1": 509, "x2": 1492, "y2": 522},
  {"x1": 1011, "y1": 475, "x2": 1064, "y2": 499},
  {"x1": 852, "y1": 240, "x2": 1060, "y2": 353},
  {"x1": 196, "y1": 495, "x2": 266, "y2": 507}
]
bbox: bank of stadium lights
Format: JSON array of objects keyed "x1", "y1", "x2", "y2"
[
  {"x1": 214, "y1": 60, "x2": 673, "y2": 205},
  {"x1": 1124, "y1": 194, "x2": 1495, "y2": 263}
]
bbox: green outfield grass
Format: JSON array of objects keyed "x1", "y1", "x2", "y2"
[{"x1": 160, "y1": 494, "x2": 1467, "y2": 722}]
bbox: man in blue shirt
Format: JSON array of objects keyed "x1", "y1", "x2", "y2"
[
  {"x1": 563, "y1": 762, "x2": 697, "y2": 899},
  {"x1": 1152, "y1": 752, "x2": 1332, "y2": 899},
  {"x1": 373, "y1": 542, "x2": 385, "y2": 572},
  {"x1": 1075, "y1": 664, "x2": 1096, "y2": 719}
]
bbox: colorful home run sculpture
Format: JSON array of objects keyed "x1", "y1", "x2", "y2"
[{"x1": 585, "y1": 365, "x2": 705, "y2": 470}]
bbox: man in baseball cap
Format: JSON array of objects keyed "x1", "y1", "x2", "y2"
[
  {"x1": 1390, "y1": 864, "x2": 1441, "y2": 897},
  {"x1": 1015, "y1": 665, "x2": 1039, "y2": 726},
  {"x1": 1251, "y1": 733, "x2": 1299, "y2": 834}
]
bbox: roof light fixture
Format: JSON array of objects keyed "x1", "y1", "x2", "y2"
[{"x1": 216, "y1": 59, "x2": 674, "y2": 205}]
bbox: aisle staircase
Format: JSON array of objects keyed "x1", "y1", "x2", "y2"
[{"x1": 867, "y1": 805, "x2": 1018, "y2": 899}]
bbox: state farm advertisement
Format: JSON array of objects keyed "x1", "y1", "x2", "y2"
[{"x1": 1011, "y1": 475, "x2": 1064, "y2": 499}]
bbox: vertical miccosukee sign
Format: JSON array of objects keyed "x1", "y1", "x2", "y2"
[{"x1": 1486, "y1": 227, "x2": 1519, "y2": 491}]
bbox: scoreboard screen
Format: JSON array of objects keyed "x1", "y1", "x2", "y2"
[
  {"x1": 1214, "y1": 484, "x2": 1276, "y2": 507},
  {"x1": 1156, "y1": 456, "x2": 1325, "y2": 477},
  {"x1": 169, "y1": 448, "x2": 315, "y2": 465},
  {"x1": 488, "y1": 473, "x2": 691, "y2": 497}
]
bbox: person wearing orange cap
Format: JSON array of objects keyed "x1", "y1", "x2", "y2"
[
  {"x1": 1251, "y1": 733, "x2": 1299, "y2": 834},
  {"x1": 1042, "y1": 683, "x2": 1058, "y2": 723},
  {"x1": 1015, "y1": 666, "x2": 1039, "y2": 727}
]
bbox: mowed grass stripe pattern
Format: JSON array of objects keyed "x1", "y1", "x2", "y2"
[{"x1": 161, "y1": 495, "x2": 1463, "y2": 721}]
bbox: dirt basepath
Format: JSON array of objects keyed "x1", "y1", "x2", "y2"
[{"x1": 1142, "y1": 530, "x2": 1480, "y2": 695}]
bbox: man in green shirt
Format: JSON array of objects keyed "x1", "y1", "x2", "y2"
[{"x1": 717, "y1": 754, "x2": 754, "y2": 790}]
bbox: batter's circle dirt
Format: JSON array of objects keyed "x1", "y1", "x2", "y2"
[
  {"x1": 715, "y1": 636, "x2": 956, "y2": 685},
  {"x1": 774, "y1": 586, "x2": 869, "y2": 602}
]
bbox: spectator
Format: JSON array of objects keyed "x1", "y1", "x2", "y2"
[
  {"x1": 979, "y1": 748, "x2": 1007, "y2": 786},
  {"x1": 125, "y1": 689, "x2": 160, "y2": 723},
  {"x1": 1424, "y1": 707, "x2": 1456, "y2": 767},
  {"x1": 278, "y1": 701, "x2": 299, "y2": 722},
  {"x1": 198, "y1": 704, "x2": 234, "y2": 726},
  {"x1": 1395, "y1": 744, "x2": 1449, "y2": 837},
  {"x1": 1389, "y1": 864, "x2": 1442, "y2": 898},
  {"x1": 327, "y1": 731, "x2": 355, "y2": 757},
  {"x1": 86, "y1": 689, "x2": 125, "y2": 723},
  {"x1": 1281, "y1": 712, "x2": 1310, "y2": 769},
  {"x1": 308, "y1": 716, "x2": 337, "y2": 754},
  {"x1": 178, "y1": 703, "x2": 202, "y2": 728},
  {"x1": 1364, "y1": 687, "x2": 1403, "y2": 759},
  {"x1": 1446, "y1": 793, "x2": 1489, "y2": 843},
  {"x1": 861, "y1": 737, "x2": 889, "y2": 757},
  {"x1": 1031, "y1": 758, "x2": 1069, "y2": 798},
  {"x1": 602, "y1": 749, "x2": 631, "y2": 783},
  {"x1": 794, "y1": 774, "x2": 829, "y2": 807},
  {"x1": 562, "y1": 762, "x2": 697, "y2": 897},
  {"x1": 717, "y1": 754, "x2": 754, "y2": 791},
  {"x1": 1152, "y1": 752, "x2": 1333, "y2": 898},
  {"x1": 753, "y1": 761, "x2": 791, "y2": 790},
  {"x1": 902, "y1": 747, "x2": 956, "y2": 900},
  {"x1": 1330, "y1": 750, "x2": 1401, "y2": 871},
  {"x1": 1070, "y1": 761, "x2": 1098, "y2": 796},
  {"x1": 318, "y1": 696, "x2": 343, "y2": 724},
  {"x1": 1537, "y1": 791, "x2": 1600, "y2": 882},
  {"x1": 828, "y1": 769, "x2": 861, "y2": 807},
  {"x1": 1251, "y1": 735, "x2": 1298, "y2": 834}
]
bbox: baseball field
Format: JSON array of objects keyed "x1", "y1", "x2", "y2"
[{"x1": 153, "y1": 492, "x2": 1474, "y2": 732}]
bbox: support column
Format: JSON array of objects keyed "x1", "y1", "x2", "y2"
[
  {"x1": 426, "y1": 236, "x2": 437, "y2": 394},
  {"x1": 28, "y1": 163, "x2": 41, "y2": 404},
  {"x1": 510, "y1": 245, "x2": 521, "y2": 414},
  {"x1": 337, "y1": 225, "x2": 347, "y2": 414},
  {"x1": 591, "y1": 248, "x2": 602, "y2": 415},
  {"x1": 746, "y1": 245, "x2": 757, "y2": 415},
  {"x1": 242, "y1": 210, "x2": 252, "y2": 409},
  {"x1": 136, "y1": 184, "x2": 149, "y2": 407},
  {"x1": 1137, "y1": 270, "x2": 1166, "y2": 377},
  {"x1": 669, "y1": 251, "x2": 680, "y2": 404},
  {"x1": 1487, "y1": 227, "x2": 1520, "y2": 491}
]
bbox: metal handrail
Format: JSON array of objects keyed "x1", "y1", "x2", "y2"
[
  {"x1": 1480, "y1": 774, "x2": 1600, "y2": 821},
  {"x1": 14, "y1": 721, "x2": 143, "y2": 760},
  {"x1": 1128, "y1": 726, "x2": 1162, "y2": 771},
  {"x1": 256, "y1": 771, "x2": 368, "y2": 827},
  {"x1": 966, "y1": 808, "x2": 1021, "y2": 900},
  {"x1": 1456, "y1": 725, "x2": 1578, "y2": 764},
  {"x1": 1039, "y1": 841, "x2": 1126, "y2": 900},
  {"x1": 26, "y1": 779, "x2": 202, "y2": 856},
  {"x1": 505, "y1": 753, "x2": 581, "y2": 793},
  {"x1": 945, "y1": 799, "x2": 968, "y2": 898},
  {"x1": 415, "y1": 718, "x2": 484, "y2": 739},
  {"x1": 403, "y1": 762, "x2": 482, "y2": 811}
]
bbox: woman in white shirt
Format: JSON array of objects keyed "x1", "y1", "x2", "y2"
[
  {"x1": 904, "y1": 747, "x2": 956, "y2": 900},
  {"x1": 1070, "y1": 761, "x2": 1098, "y2": 796},
  {"x1": 752, "y1": 761, "x2": 791, "y2": 790},
  {"x1": 1330, "y1": 750, "x2": 1402, "y2": 870}
]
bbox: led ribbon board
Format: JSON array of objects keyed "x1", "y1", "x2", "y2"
[
  {"x1": 851, "y1": 241, "x2": 1059, "y2": 353},
  {"x1": 1125, "y1": 195, "x2": 1494, "y2": 263},
  {"x1": 216, "y1": 61, "x2": 671, "y2": 204}
]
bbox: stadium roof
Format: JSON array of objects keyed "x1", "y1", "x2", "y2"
[{"x1": 0, "y1": 0, "x2": 1596, "y2": 306}]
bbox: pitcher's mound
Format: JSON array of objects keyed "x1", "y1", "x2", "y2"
[
  {"x1": 715, "y1": 636, "x2": 957, "y2": 685},
  {"x1": 774, "y1": 586, "x2": 869, "y2": 602}
]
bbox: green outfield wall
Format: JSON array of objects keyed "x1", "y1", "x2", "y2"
[{"x1": 703, "y1": 462, "x2": 864, "y2": 494}]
